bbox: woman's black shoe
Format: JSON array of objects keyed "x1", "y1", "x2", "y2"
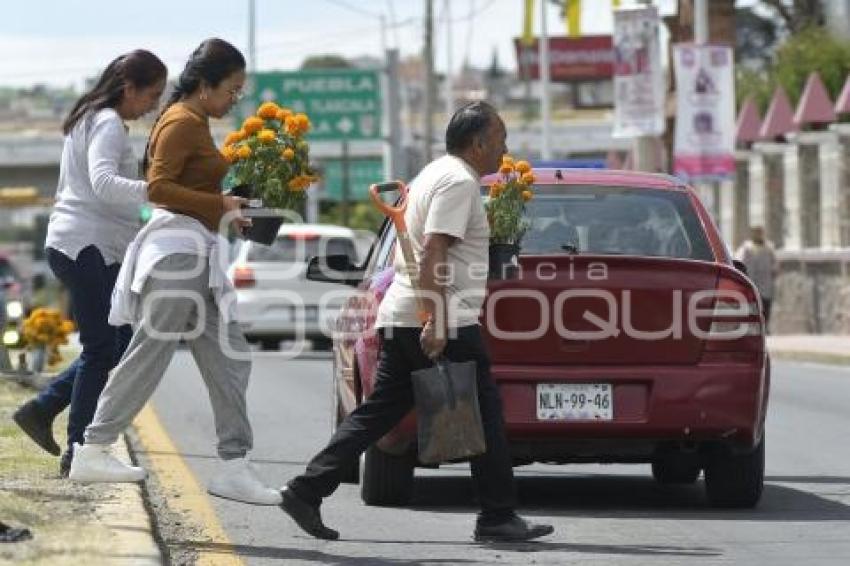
[{"x1": 12, "y1": 400, "x2": 60, "y2": 456}]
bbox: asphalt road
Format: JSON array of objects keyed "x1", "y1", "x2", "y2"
[{"x1": 142, "y1": 353, "x2": 850, "y2": 565}]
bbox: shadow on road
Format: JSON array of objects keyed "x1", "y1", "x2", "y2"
[
  {"x1": 175, "y1": 538, "x2": 720, "y2": 563},
  {"x1": 407, "y1": 473, "x2": 850, "y2": 522}
]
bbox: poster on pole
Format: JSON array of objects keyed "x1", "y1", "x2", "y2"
[
  {"x1": 673, "y1": 44, "x2": 736, "y2": 180},
  {"x1": 612, "y1": 6, "x2": 665, "y2": 138}
]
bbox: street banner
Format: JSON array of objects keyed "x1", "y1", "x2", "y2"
[
  {"x1": 612, "y1": 6, "x2": 665, "y2": 138},
  {"x1": 514, "y1": 35, "x2": 614, "y2": 81},
  {"x1": 673, "y1": 44, "x2": 736, "y2": 180}
]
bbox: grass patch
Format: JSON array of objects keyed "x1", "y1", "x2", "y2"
[{"x1": 0, "y1": 379, "x2": 116, "y2": 565}]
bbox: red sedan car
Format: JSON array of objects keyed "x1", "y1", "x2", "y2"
[{"x1": 307, "y1": 169, "x2": 769, "y2": 510}]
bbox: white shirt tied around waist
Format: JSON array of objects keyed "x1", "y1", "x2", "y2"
[
  {"x1": 45, "y1": 108, "x2": 147, "y2": 265},
  {"x1": 109, "y1": 208, "x2": 236, "y2": 326}
]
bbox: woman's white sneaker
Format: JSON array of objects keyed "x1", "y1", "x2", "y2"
[
  {"x1": 68, "y1": 442, "x2": 147, "y2": 482},
  {"x1": 207, "y1": 457, "x2": 282, "y2": 505}
]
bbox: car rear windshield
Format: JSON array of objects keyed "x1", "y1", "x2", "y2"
[
  {"x1": 247, "y1": 236, "x2": 358, "y2": 263},
  {"x1": 484, "y1": 184, "x2": 713, "y2": 261}
]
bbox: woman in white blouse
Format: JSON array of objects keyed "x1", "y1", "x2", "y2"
[{"x1": 12, "y1": 50, "x2": 167, "y2": 477}]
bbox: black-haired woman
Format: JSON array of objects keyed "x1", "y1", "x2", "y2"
[
  {"x1": 70, "y1": 38, "x2": 280, "y2": 506},
  {"x1": 13, "y1": 50, "x2": 167, "y2": 476}
]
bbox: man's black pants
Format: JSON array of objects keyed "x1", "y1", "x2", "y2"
[{"x1": 288, "y1": 325, "x2": 517, "y2": 522}]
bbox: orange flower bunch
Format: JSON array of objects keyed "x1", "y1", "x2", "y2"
[
  {"x1": 485, "y1": 155, "x2": 536, "y2": 244},
  {"x1": 221, "y1": 101, "x2": 318, "y2": 209},
  {"x1": 22, "y1": 308, "x2": 75, "y2": 366}
]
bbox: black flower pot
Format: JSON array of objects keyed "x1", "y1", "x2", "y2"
[
  {"x1": 227, "y1": 183, "x2": 284, "y2": 246},
  {"x1": 488, "y1": 243, "x2": 520, "y2": 280}
]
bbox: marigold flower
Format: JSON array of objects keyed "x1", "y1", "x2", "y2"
[
  {"x1": 520, "y1": 172, "x2": 536, "y2": 185},
  {"x1": 489, "y1": 182, "x2": 505, "y2": 198},
  {"x1": 281, "y1": 147, "x2": 295, "y2": 160},
  {"x1": 515, "y1": 160, "x2": 531, "y2": 174},
  {"x1": 522, "y1": 190, "x2": 533, "y2": 202},
  {"x1": 257, "y1": 128, "x2": 276, "y2": 144},
  {"x1": 502, "y1": 155, "x2": 515, "y2": 166},
  {"x1": 236, "y1": 145, "x2": 252, "y2": 160},
  {"x1": 221, "y1": 145, "x2": 238, "y2": 163},
  {"x1": 499, "y1": 164, "x2": 514, "y2": 175},
  {"x1": 275, "y1": 107, "x2": 293, "y2": 122},
  {"x1": 257, "y1": 101, "x2": 281, "y2": 120},
  {"x1": 242, "y1": 116, "x2": 264, "y2": 135},
  {"x1": 224, "y1": 130, "x2": 246, "y2": 146},
  {"x1": 295, "y1": 113, "x2": 311, "y2": 131}
]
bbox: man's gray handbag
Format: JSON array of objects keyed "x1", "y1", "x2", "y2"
[{"x1": 411, "y1": 357, "x2": 486, "y2": 464}]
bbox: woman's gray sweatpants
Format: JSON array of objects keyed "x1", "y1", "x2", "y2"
[{"x1": 85, "y1": 254, "x2": 253, "y2": 459}]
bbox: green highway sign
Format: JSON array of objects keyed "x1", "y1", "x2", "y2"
[
  {"x1": 249, "y1": 69, "x2": 382, "y2": 141},
  {"x1": 319, "y1": 157, "x2": 384, "y2": 201}
]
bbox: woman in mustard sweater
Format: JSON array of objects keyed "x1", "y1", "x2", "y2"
[{"x1": 70, "y1": 38, "x2": 280, "y2": 505}]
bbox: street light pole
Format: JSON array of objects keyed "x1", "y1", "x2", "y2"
[
  {"x1": 423, "y1": 0, "x2": 435, "y2": 162},
  {"x1": 248, "y1": 0, "x2": 256, "y2": 74},
  {"x1": 539, "y1": 0, "x2": 552, "y2": 160}
]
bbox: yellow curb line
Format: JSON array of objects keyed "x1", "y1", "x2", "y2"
[{"x1": 133, "y1": 403, "x2": 246, "y2": 566}]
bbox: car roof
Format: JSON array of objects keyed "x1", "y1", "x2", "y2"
[
  {"x1": 275, "y1": 223, "x2": 357, "y2": 238},
  {"x1": 481, "y1": 168, "x2": 688, "y2": 191}
]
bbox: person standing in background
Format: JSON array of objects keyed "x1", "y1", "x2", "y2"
[{"x1": 736, "y1": 226, "x2": 778, "y2": 332}]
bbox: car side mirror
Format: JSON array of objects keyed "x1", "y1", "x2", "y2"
[
  {"x1": 733, "y1": 259, "x2": 748, "y2": 275},
  {"x1": 306, "y1": 254, "x2": 365, "y2": 286}
]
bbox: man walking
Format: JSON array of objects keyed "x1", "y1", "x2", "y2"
[
  {"x1": 278, "y1": 102, "x2": 553, "y2": 542},
  {"x1": 736, "y1": 226, "x2": 778, "y2": 331}
]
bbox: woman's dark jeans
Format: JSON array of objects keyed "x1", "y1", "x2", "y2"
[{"x1": 33, "y1": 246, "x2": 131, "y2": 448}]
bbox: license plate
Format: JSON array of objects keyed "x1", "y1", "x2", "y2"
[{"x1": 536, "y1": 383, "x2": 613, "y2": 421}]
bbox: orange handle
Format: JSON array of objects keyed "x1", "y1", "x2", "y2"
[{"x1": 369, "y1": 181, "x2": 408, "y2": 232}]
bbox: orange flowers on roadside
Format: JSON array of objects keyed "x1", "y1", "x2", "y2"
[
  {"x1": 257, "y1": 101, "x2": 281, "y2": 120},
  {"x1": 275, "y1": 107, "x2": 293, "y2": 122},
  {"x1": 285, "y1": 113, "x2": 311, "y2": 137},
  {"x1": 520, "y1": 172, "x2": 535, "y2": 185},
  {"x1": 515, "y1": 160, "x2": 531, "y2": 174},
  {"x1": 242, "y1": 116, "x2": 264, "y2": 135},
  {"x1": 281, "y1": 147, "x2": 295, "y2": 160},
  {"x1": 287, "y1": 174, "x2": 316, "y2": 191},
  {"x1": 236, "y1": 145, "x2": 252, "y2": 160},
  {"x1": 486, "y1": 154, "x2": 535, "y2": 245}
]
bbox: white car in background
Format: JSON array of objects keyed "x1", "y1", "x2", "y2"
[{"x1": 228, "y1": 224, "x2": 365, "y2": 350}]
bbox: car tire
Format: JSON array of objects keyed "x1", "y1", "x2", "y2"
[
  {"x1": 652, "y1": 457, "x2": 701, "y2": 485},
  {"x1": 361, "y1": 446, "x2": 414, "y2": 506},
  {"x1": 704, "y1": 436, "x2": 765, "y2": 508}
]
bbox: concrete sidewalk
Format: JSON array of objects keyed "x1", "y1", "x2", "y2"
[{"x1": 767, "y1": 334, "x2": 850, "y2": 365}]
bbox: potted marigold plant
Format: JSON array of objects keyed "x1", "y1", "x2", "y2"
[
  {"x1": 221, "y1": 101, "x2": 319, "y2": 245},
  {"x1": 22, "y1": 308, "x2": 75, "y2": 374},
  {"x1": 485, "y1": 156, "x2": 535, "y2": 279}
]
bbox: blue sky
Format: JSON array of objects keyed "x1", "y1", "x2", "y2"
[{"x1": 1, "y1": 0, "x2": 678, "y2": 87}]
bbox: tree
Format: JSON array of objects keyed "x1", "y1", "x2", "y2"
[
  {"x1": 735, "y1": 26, "x2": 850, "y2": 112},
  {"x1": 758, "y1": 0, "x2": 824, "y2": 34},
  {"x1": 300, "y1": 55, "x2": 352, "y2": 70}
]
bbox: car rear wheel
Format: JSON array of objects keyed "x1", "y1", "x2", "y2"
[
  {"x1": 361, "y1": 446, "x2": 414, "y2": 506},
  {"x1": 651, "y1": 456, "x2": 701, "y2": 485},
  {"x1": 704, "y1": 436, "x2": 765, "y2": 508}
]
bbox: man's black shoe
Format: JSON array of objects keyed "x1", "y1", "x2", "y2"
[
  {"x1": 12, "y1": 400, "x2": 60, "y2": 456},
  {"x1": 474, "y1": 515, "x2": 554, "y2": 542},
  {"x1": 279, "y1": 487, "x2": 339, "y2": 540}
]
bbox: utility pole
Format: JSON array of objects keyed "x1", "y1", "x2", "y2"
[
  {"x1": 423, "y1": 0, "x2": 435, "y2": 162},
  {"x1": 444, "y1": 0, "x2": 454, "y2": 120},
  {"x1": 385, "y1": 48, "x2": 404, "y2": 180},
  {"x1": 633, "y1": 0, "x2": 658, "y2": 172},
  {"x1": 538, "y1": 0, "x2": 552, "y2": 160}
]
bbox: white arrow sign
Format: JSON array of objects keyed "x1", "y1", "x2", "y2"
[{"x1": 336, "y1": 117, "x2": 354, "y2": 135}]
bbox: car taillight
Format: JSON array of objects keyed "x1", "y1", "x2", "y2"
[
  {"x1": 232, "y1": 265, "x2": 256, "y2": 288},
  {"x1": 701, "y1": 269, "x2": 764, "y2": 353}
]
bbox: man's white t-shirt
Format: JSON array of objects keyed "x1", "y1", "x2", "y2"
[{"x1": 376, "y1": 155, "x2": 490, "y2": 329}]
